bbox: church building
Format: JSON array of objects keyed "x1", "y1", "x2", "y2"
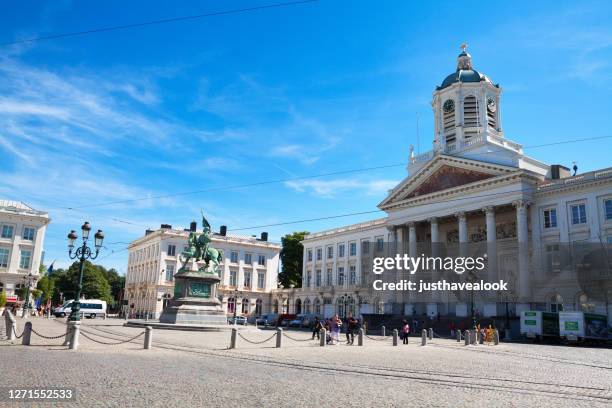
[{"x1": 278, "y1": 46, "x2": 612, "y2": 325}]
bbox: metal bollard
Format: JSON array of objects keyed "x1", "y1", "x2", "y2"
[
  {"x1": 464, "y1": 330, "x2": 470, "y2": 346},
  {"x1": 471, "y1": 330, "x2": 477, "y2": 345},
  {"x1": 144, "y1": 326, "x2": 153, "y2": 350},
  {"x1": 230, "y1": 328, "x2": 237, "y2": 349},
  {"x1": 476, "y1": 329, "x2": 481, "y2": 344},
  {"x1": 392, "y1": 329, "x2": 398, "y2": 346},
  {"x1": 320, "y1": 328, "x2": 326, "y2": 347},
  {"x1": 421, "y1": 329, "x2": 427, "y2": 346},
  {"x1": 457, "y1": 330, "x2": 461, "y2": 342},
  {"x1": 479, "y1": 331, "x2": 484, "y2": 344},
  {"x1": 494, "y1": 329, "x2": 499, "y2": 345},
  {"x1": 124, "y1": 313, "x2": 128, "y2": 321},
  {"x1": 381, "y1": 325, "x2": 386, "y2": 337},
  {"x1": 428, "y1": 328, "x2": 433, "y2": 340},
  {"x1": 358, "y1": 328, "x2": 363, "y2": 346},
  {"x1": 22, "y1": 322, "x2": 32, "y2": 345},
  {"x1": 276, "y1": 328, "x2": 282, "y2": 348},
  {"x1": 69, "y1": 322, "x2": 80, "y2": 350}
]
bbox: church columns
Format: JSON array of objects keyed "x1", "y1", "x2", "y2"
[
  {"x1": 429, "y1": 217, "x2": 440, "y2": 258},
  {"x1": 514, "y1": 200, "x2": 531, "y2": 311},
  {"x1": 408, "y1": 222, "x2": 417, "y2": 258}
]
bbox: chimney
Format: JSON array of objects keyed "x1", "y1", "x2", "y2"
[
  {"x1": 550, "y1": 164, "x2": 570, "y2": 180},
  {"x1": 260, "y1": 232, "x2": 268, "y2": 241},
  {"x1": 190, "y1": 221, "x2": 197, "y2": 232},
  {"x1": 160, "y1": 224, "x2": 172, "y2": 230},
  {"x1": 220, "y1": 225, "x2": 227, "y2": 236}
]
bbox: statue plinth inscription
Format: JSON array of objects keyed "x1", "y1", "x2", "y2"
[{"x1": 159, "y1": 212, "x2": 227, "y2": 325}]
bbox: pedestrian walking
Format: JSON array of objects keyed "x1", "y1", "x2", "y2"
[
  {"x1": 331, "y1": 314, "x2": 341, "y2": 345},
  {"x1": 346, "y1": 313, "x2": 358, "y2": 345},
  {"x1": 401, "y1": 319, "x2": 410, "y2": 344},
  {"x1": 312, "y1": 316, "x2": 322, "y2": 340}
]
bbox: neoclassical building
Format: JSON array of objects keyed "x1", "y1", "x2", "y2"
[
  {"x1": 0, "y1": 200, "x2": 50, "y2": 302},
  {"x1": 124, "y1": 223, "x2": 280, "y2": 318},
  {"x1": 282, "y1": 46, "x2": 612, "y2": 324}
]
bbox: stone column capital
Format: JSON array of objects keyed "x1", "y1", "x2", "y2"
[
  {"x1": 482, "y1": 206, "x2": 495, "y2": 215},
  {"x1": 512, "y1": 199, "x2": 531, "y2": 209},
  {"x1": 455, "y1": 211, "x2": 467, "y2": 221},
  {"x1": 385, "y1": 225, "x2": 396, "y2": 232},
  {"x1": 407, "y1": 222, "x2": 416, "y2": 229},
  {"x1": 427, "y1": 217, "x2": 438, "y2": 224}
]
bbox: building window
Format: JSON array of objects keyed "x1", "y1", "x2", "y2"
[
  {"x1": 167, "y1": 244, "x2": 176, "y2": 256},
  {"x1": 257, "y1": 272, "x2": 265, "y2": 289},
  {"x1": 1, "y1": 225, "x2": 14, "y2": 239},
  {"x1": 0, "y1": 248, "x2": 9, "y2": 267},
  {"x1": 22, "y1": 227, "x2": 35, "y2": 241},
  {"x1": 316, "y1": 248, "x2": 322, "y2": 261},
  {"x1": 545, "y1": 244, "x2": 560, "y2": 274},
  {"x1": 361, "y1": 240, "x2": 370, "y2": 254},
  {"x1": 326, "y1": 268, "x2": 332, "y2": 286},
  {"x1": 349, "y1": 265, "x2": 356, "y2": 285},
  {"x1": 242, "y1": 298, "x2": 249, "y2": 314},
  {"x1": 376, "y1": 237, "x2": 384, "y2": 252},
  {"x1": 227, "y1": 298, "x2": 236, "y2": 314},
  {"x1": 349, "y1": 242, "x2": 357, "y2": 256},
  {"x1": 230, "y1": 251, "x2": 238, "y2": 263},
  {"x1": 327, "y1": 246, "x2": 333, "y2": 259},
  {"x1": 543, "y1": 208, "x2": 557, "y2": 229},
  {"x1": 229, "y1": 270, "x2": 237, "y2": 286},
  {"x1": 307, "y1": 271, "x2": 312, "y2": 287},
  {"x1": 463, "y1": 95, "x2": 480, "y2": 128},
  {"x1": 165, "y1": 264, "x2": 175, "y2": 281},
  {"x1": 337, "y1": 267, "x2": 345, "y2": 286},
  {"x1": 257, "y1": 255, "x2": 265, "y2": 266},
  {"x1": 244, "y1": 253, "x2": 252, "y2": 264},
  {"x1": 255, "y1": 299, "x2": 263, "y2": 315},
  {"x1": 338, "y1": 244, "x2": 345, "y2": 258},
  {"x1": 314, "y1": 298, "x2": 321, "y2": 316},
  {"x1": 315, "y1": 269, "x2": 321, "y2": 287},
  {"x1": 307, "y1": 249, "x2": 313, "y2": 262},
  {"x1": 604, "y1": 199, "x2": 612, "y2": 221},
  {"x1": 244, "y1": 271, "x2": 252, "y2": 288},
  {"x1": 19, "y1": 249, "x2": 32, "y2": 269},
  {"x1": 570, "y1": 203, "x2": 587, "y2": 225},
  {"x1": 550, "y1": 294, "x2": 563, "y2": 313}
]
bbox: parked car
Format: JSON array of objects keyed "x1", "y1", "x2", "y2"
[
  {"x1": 255, "y1": 313, "x2": 278, "y2": 326},
  {"x1": 54, "y1": 299, "x2": 107, "y2": 319},
  {"x1": 289, "y1": 314, "x2": 317, "y2": 328},
  {"x1": 278, "y1": 314, "x2": 297, "y2": 327},
  {"x1": 227, "y1": 316, "x2": 248, "y2": 325}
]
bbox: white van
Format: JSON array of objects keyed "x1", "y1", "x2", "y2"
[{"x1": 54, "y1": 299, "x2": 107, "y2": 319}]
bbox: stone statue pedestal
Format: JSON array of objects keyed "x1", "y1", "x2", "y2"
[{"x1": 159, "y1": 269, "x2": 226, "y2": 325}]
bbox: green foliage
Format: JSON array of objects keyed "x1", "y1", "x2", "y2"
[
  {"x1": 30, "y1": 288, "x2": 42, "y2": 300},
  {"x1": 0, "y1": 291, "x2": 6, "y2": 308},
  {"x1": 279, "y1": 231, "x2": 308, "y2": 288},
  {"x1": 16, "y1": 286, "x2": 27, "y2": 301},
  {"x1": 56, "y1": 261, "x2": 113, "y2": 303},
  {"x1": 36, "y1": 276, "x2": 55, "y2": 304}
]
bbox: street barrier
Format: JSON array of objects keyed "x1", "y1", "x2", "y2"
[
  {"x1": 230, "y1": 328, "x2": 237, "y2": 349},
  {"x1": 428, "y1": 328, "x2": 433, "y2": 340},
  {"x1": 320, "y1": 328, "x2": 326, "y2": 347},
  {"x1": 421, "y1": 329, "x2": 427, "y2": 346},
  {"x1": 392, "y1": 329, "x2": 398, "y2": 346},
  {"x1": 22, "y1": 322, "x2": 32, "y2": 345},
  {"x1": 358, "y1": 328, "x2": 363, "y2": 346},
  {"x1": 69, "y1": 322, "x2": 80, "y2": 350},
  {"x1": 464, "y1": 330, "x2": 470, "y2": 346},
  {"x1": 276, "y1": 328, "x2": 282, "y2": 348},
  {"x1": 381, "y1": 325, "x2": 386, "y2": 337},
  {"x1": 494, "y1": 329, "x2": 500, "y2": 345},
  {"x1": 144, "y1": 326, "x2": 153, "y2": 350},
  {"x1": 456, "y1": 330, "x2": 461, "y2": 342}
]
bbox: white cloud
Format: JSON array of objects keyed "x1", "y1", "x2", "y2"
[{"x1": 284, "y1": 178, "x2": 399, "y2": 198}]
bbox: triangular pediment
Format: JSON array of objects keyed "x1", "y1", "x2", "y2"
[{"x1": 379, "y1": 155, "x2": 518, "y2": 209}]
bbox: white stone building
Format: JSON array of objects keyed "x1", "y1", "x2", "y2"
[
  {"x1": 124, "y1": 223, "x2": 281, "y2": 318},
  {"x1": 0, "y1": 200, "x2": 50, "y2": 300},
  {"x1": 287, "y1": 46, "x2": 612, "y2": 323}
]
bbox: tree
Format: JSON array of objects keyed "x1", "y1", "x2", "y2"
[
  {"x1": 37, "y1": 275, "x2": 55, "y2": 305},
  {"x1": 56, "y1": 261, "x2": 113, "y2": 303},
  {"x1": 279, "y1": 231, "x2": 308, "y2": 288},
  {"x1": 0, "y1": 291, "x2": 6, "y2": 309}
]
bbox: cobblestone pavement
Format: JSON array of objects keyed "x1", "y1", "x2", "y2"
[{"x1": 1, "y1": 317, "x2": 611, "y2": 407}]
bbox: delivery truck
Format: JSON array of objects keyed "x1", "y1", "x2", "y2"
[
  {"x1": 520, "y1": 311, "x2": 559, "y2": 340},
  {"x1": 558, "y1": 311, "x2": 608, "y2": 342}
]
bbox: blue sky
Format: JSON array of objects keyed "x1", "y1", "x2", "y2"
[{"x1": 1, "y1": 0, "x2": 611, "y2": 272}]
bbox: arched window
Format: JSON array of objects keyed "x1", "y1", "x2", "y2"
[
  {"x1": 442, "y1": 99, "x2": 456, "y2": 144},
  {"x1": 255, "y1": 299, "x2": 263, "y2": 316},
  {"x1": 295, "y1": 298, "x2": 302, "y2": 314},
  {"x1": 241, "y1": 298, "x2": 249, "y2": 314},
  {"x1": 346, "y1": 296, "x2": 355, "y2": 317},
  {"x1": 549, "y1": 294, "x2": 563, "y2": 313},
  {"x1": 314, "y1": 298, "x2": 321, "y2": 316},
  {"x1": 227, "y1": 297, "x2": 236, "y2": 314},
  {"x1": 304, "y1": 298, "x2": 311, "y2": 314},
  {"x1": 463, "y1": 95, "x2": 480, "y2": 129}
]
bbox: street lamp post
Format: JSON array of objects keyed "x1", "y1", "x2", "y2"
[
  {"x1": 231, "y1": 287, "x2": 242, "y2": 325},
  {"x1": 67, "y1": 222, "x2": 104, "y2": 322},
  {"x1": 21, "y1": 272, "x2": 35, "y2": 319}
]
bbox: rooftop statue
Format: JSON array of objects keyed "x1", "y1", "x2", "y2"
[{"x1": 179, "y1": 210, "x2": 224, "y2": 274}]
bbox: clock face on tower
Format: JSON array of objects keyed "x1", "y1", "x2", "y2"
[
  {"x1": 443, "y1": 99, "x2": 455, "y2": 113},
  {"x1": 487, "y1": 97, "x2": 497, "y2": 112}
]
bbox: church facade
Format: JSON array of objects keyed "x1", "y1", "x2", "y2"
[{"x1": 278, "y1": 47, "x2": 612, "y2": 324}]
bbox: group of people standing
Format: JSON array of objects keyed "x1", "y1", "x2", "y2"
[{"x1": 311, "y1": 313, "x2": 361, "y2": 345}]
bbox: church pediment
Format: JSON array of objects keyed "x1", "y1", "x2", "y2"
[
  {"x1": 404, "y1": 165, "x2": 494, "y2": 199},
  {"x1": 379, "y1": 155, "x2": 518, "y2": 209}
]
